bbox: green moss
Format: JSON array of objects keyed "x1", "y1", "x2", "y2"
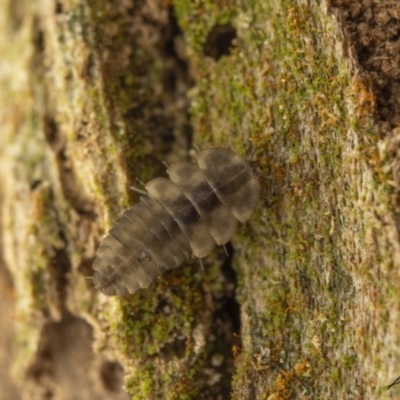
[{"x1": 100, "y1": 255, "x2": 223, "y2": 397}]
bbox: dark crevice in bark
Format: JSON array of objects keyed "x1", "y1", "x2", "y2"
[
  {"x1": 88, "y1": 0, "x2": 194, "y2": 198},
  {"x1": 208, "y1": 242, "x2": 242, "y2": 399},
  {"x1": 47, "y1": 246, "x2": 71, "y2": 318},
  {"x1": 55, "y1": 2, "x2": 63, "y2": 15},
  {"x1": 331, "y1": 0, "x2": 400, "y2": 130},
  {"x1": 220, "y1": 242, "x2": 241, "y2": 336},
  {"x1": 99, "y1": 361, "x2": 125, "y2": 393},
  {"x1": 161, "y1": 7, "x2": 195, "y2": 151},
  {"x1": 159, "y1": 335, "x2": 188, "y2": 361},
  {"x1": 203, "y1": 23, "x2": 237, "y2": 61}
]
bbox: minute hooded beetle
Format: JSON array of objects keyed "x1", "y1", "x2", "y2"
[{"x1": 93, "y1": 148, "x2": 260, "y2": 296}]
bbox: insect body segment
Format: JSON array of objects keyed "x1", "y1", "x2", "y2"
[
  {"x1": 146, "y1": 177, "x2": 215, "y2": 258},
  {"x1": 167, "y1": 162, "x2": 238, "y2": 246},
  {"x1": 93, "y1": 148, "x2": 260, "y2": 296}
]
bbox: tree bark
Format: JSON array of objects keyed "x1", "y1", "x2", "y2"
[{"x1": 1, "y1": 0, "x2": 399, "y2": 399}]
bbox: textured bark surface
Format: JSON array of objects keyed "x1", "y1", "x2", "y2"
[{"x1": 1, "y1": 0, "x2": 400, "y2": 399}]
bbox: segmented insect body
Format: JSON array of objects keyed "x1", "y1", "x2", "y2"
[{"x1": 93, "y1": 148, "x2": 260, "y2": 296}]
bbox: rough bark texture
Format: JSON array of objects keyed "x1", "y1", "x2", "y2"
[{"x1": 1, "y1": 0, "x2": 400, "y2": 399}]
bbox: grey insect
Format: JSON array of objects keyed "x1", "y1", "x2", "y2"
[{"x1": 93, "y1": 147, "x2": 260, "y2": 296}]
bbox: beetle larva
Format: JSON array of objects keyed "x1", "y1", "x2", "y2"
[{"x1": 93, "y1": 148, "x2": 260, "y2": 296}]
